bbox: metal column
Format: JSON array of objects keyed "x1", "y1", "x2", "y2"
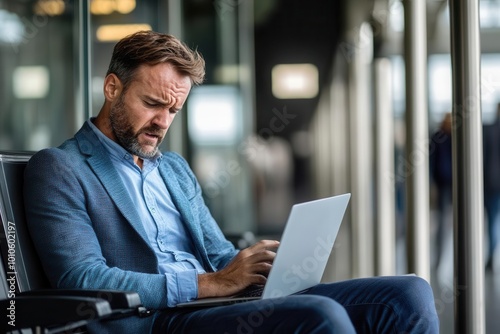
[
  {"x1": 374, "y1": 58, "x2": 396, "y2": 276},
  {"x1": 165, "y1": 0, "x2": 186, "y2": 155},
  {"x1": 449, "y1": 0, "x2": 485, "y2": 333},
  {"x1": 348, "y1": 23, "x2": 374, "y2": 278},
  {"x1": 76, "y1": 0, "x2": 91, "y2": 126},
  {"x1": 403, "y1": 0, "x2": 431, "y2": 282}
]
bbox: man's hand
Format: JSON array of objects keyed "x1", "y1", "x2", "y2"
[{"x1": 197, "y1": 239, "x2": 279, "y2": 299}]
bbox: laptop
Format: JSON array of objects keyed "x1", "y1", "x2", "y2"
[{"x1": 176, "y1": 193, "x2": 351, "y2": 308}]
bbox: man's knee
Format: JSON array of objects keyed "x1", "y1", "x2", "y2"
[
  {"x1": 393, "y1": 276, "x2": 440, "y2": 332},
  {"x1": 399, "y1": 276, "x2": 437, "y2": 309}
]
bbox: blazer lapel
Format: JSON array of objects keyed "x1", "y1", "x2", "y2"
[
  {"x1": 158, "y1": 163, "x2": 210, "y2": 266},
  {"x1": 75, "y1": 124, "x2": 151, "y2": 246}
]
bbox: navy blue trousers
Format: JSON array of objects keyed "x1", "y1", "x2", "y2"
[{"x1": 153, "y1": 275, "x2": 439, "y2": 333}]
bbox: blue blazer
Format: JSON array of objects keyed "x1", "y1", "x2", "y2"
[{"x1": 24, "y1": 122, "x2": 238, "y2": 333}]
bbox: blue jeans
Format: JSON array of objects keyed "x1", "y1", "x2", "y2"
[{"x1": 153, "y1": 275, "x2": 439, "y2": 333}]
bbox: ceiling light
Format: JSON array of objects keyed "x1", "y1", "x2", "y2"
[
  {"x1": 272, "y1": 63, "x2": 319, "y2": 99},
  {"x1": 91, "y1": 0, "x2": 136, "y2": 15},
  {"x1": 13, "y1": 66, "x2": 50, "y2": 99},
  {"x1": 34, "y1": 0, "x2": 65, "y2": 16},
  {"x1": 96, "y1": 24, "x2": 152, "y2": 42}
]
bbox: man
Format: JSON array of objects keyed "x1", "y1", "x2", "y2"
[
  {"x1": 429, "y1": 112, "x2": 453, "y2": 270},
  {"x1": 24, "y1": 31, "x2": 439, "y2": 333},
  {"x1": 483, "y1": 104, "x2": 500, "y2": 271}
]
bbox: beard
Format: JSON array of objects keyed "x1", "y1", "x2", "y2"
[{"x1": 109, "y1": 95, "x2": 165, "y2": 160}]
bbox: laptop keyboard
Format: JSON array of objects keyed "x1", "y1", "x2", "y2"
[{"x1": 234, "y1": 285, "x2": 265, "y2": 298}]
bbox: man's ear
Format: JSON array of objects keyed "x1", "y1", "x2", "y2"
[{"x1": 103, "y1": 73, "x2": 123, "y2": 101}]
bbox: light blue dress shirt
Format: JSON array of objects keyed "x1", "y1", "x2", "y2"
[{"x1": 87, "y1": 119, "x2": 206, "y2": 306}]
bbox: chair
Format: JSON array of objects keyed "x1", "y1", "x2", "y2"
[{"x1": 0, "y1": 151, "x2": 150, "y2": 333}]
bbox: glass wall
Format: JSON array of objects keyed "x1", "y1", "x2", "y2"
[
  {"x1": 182, "y1": 0, "x2": 256, "y2": 234},
  {"x1": 0, "y1": 0, "x2": 255, "y2": 235},
  {"x1": 90, "y1": 0, "x2": 165, "y2": 117},
  {"x1": 428, "y1": 53, "x2": 500, "y2": 126},
  {"x1": 0, "y1": 0, "x2": 78, "y2": 150}
]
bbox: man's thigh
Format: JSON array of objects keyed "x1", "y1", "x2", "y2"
[
  {"x1": 153, "y1": 295, "x2": 354, "y2": 334},
  {"x1": 302, "y1": 275, "x2": 439, "y2": 334}
]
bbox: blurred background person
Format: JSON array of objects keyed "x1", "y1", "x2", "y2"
[
  {"x1": 483, "y1": 103, "x2": 500, "y2": 272},
  {"x1": 430, "y1": 112, "x2": 453, "y2": 271}
]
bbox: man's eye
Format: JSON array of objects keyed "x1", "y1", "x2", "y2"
[{"x1": 145, "y1": 101, "x2": 157, "y2": 107}]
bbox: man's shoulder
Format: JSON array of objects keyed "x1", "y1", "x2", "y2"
[
  {"x1": 160, "y1": 151, "x2": 189, "y2": 168},
  {"x1": 159, "y1": 151, "x2": 196, "y2": 181},
  {"x1": 31, "y1": 138, "x2": 80, "y2": 160},
  {"x1": 30, "y1": 121, "x2": 101, "y2": 164},
  {"x1": 27, "y1": 137, "x2": 87, "y2": 174}
]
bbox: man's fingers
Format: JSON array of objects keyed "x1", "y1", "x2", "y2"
[
  {"x1": 251, "y1": 260, "x2": 273, "y2": 272},
  {"x1": 249, "y1": 273, "x2": 268, "y2": 285},
  {"x1": 253, "y1": 239, "x2": 280, "y2": 250},
  {"x1": 242, "y1": 240, "x2": 279, "y2": 255},
  {"x1": 242, "y1": 249, "x2": 277, "y2": 266}
]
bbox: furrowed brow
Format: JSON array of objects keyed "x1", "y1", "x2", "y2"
[{"x1": 144, "y1": 95, "x2": 168, "y2": 106}]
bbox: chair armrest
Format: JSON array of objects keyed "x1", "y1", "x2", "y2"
[
  {"x1": 21, "y1": 289, "x2": 141, "y2": 309},
  {"x1": 21, "y1": 289, "x2": 152, "y2": 318},
  {"x1": 0, "y1": 295, "x2": 112, "y2": 333}
]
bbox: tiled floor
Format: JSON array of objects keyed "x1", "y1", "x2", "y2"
[
  {"x1": 429, "y1": 231, "x2": 500, "y2": 333},
  {"x1": 484, "y1": 270, "x2": 500, "y2": 334}
]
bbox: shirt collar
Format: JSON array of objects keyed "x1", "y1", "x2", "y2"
[{"x1": 86, "y1": 118, "x2": 162, "y2": 170}]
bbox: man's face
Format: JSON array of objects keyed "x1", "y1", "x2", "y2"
[{"x1": 109, "y1": 63, "x2": 192, "y2": 159}]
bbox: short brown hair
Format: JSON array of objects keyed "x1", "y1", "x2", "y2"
[{"x1": 106, "y1": 30, "x2": 205, "y2": 90}]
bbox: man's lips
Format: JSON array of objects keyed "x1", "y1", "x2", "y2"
[{"x1": 142, "y1": 132, "x2": 162, "y2": 141}]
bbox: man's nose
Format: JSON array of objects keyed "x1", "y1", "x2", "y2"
[{"x1": 152, "y1": 109, "x2": 171, "y2": 129}]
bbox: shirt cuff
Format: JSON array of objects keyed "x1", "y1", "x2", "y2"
[{"x1": 165, "y1": 269, "x2": 198, "y2": 307}]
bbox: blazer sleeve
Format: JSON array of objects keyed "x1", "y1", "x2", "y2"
[{"x1": 24, "y1": 148, "x2": 169, "y2": 310}]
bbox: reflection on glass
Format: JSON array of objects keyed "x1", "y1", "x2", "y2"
[
  {"x1": 188, "y1": 85, "x2": 241, "y2": 145},
  {"x1": 13, "y1": 66, "x2": 50, "y2": 99},
  {"x1": 0, "y1": 1, "x2": 76, "y2": 151}
]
